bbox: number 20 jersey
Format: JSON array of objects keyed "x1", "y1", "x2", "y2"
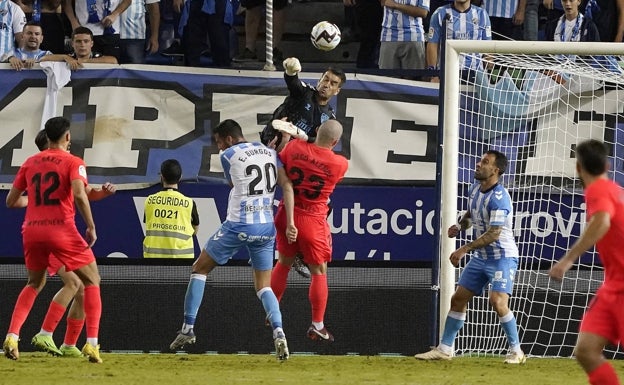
[
  {"x1": 14, "y1": 148, "x2": 88, "y2": 228},
  {"x1": 221, "y1": 142, "x2": 280, "y2": 224}
]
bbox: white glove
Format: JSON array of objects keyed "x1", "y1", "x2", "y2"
[
  {"x1": 271, "y1": 120, "x2": 309, "y2": 141},
  {"x1": 283, "y1": 57, "x2": 301, "y2": 76}
]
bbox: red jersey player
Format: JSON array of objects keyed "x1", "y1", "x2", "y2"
[
  {"x1": 549, "y1": 139, "x2": 624, "y2": 385},
  {"x1": 270, "y1": 119, "x2": 349, "y2": 342},
  {"x1": 4, "y1": 117, "x2": 104, "y2": 363}
]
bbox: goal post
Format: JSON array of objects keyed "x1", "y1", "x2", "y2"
[{"x1": 439, "y1": 40, "x2": 624, "y2": 357}]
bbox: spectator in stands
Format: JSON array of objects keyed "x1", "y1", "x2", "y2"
[
  {"x1": 415, "y1": 150, "x2": 525, "y2": 364},
  {"x1": 544, "y1": 0, "x2": 599, "y2": 42},
  {"x1": 12, "y1": 0, "x2": 70, "y2": 54},
  {"x1": 426, "y1": 0, "x2": 492, "y2": 82},
  {"x1": 0, "y1": 0, "x2": 27, "y2": 62},
  {"x1": 70, "y1": 26, "x2": 118, "y2": 63},
  {"x1": 143, "y1": 159, "x2": 199, "y2": 258},
  {"x1": 119, "y1": 0, "x2": 160, "y2": 63},
  {"x1": 378, "y1": 0, "x2": 429, "y2": 72},
  {"x1": 173, "y1": 0, "x2": 232, "y2": 67},
  {"x1": 524, "y1": 0, "x2": 564, "y2": 40},
  {"x1": 63, "y1": 0, "x2": 131, "y2": 60},
  {"x1": 583, "y1": 0, "x2": 624, "y2": 42},
  {"x1": 344, "y1": 0, "x2": 383, "y2": 68},
  {"x1": 8, "y1": 22, "x2": 81, "y2": 70},
  {"x1": 232, "y1": 0, "x2": 287, "y2": 63},
  {"x1": 481, "y1": 0, "x2": 525, "y2": 40}
]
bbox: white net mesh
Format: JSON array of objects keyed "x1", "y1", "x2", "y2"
[{"x1": 451, "y1": 49, "x2": 624, "y2": 357}]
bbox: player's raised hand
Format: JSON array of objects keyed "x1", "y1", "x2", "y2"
[
  {"x1": 101, "y1": 182, "x2": 117, "y2": 196},
  {"x1": 283, "y1": 57, "x2": 301, "y2": 76}
]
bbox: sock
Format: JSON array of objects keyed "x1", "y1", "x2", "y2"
[
  {"x1": 8, "y1": 286, "x2": 39, "y2": 336},
  {"x1": 440, "y1": 311, "x2": 466, "y2": 348},
  {"x1": 309, "y1": 274, "x2": 328, "y2": 324},
  {"x1": 41, "y1": 301, "x2": 67, "y2": 334},
  {"x1": 182, "y1": 274, "x2": 207, "y2": 329},
  {"x1": 257, "y1": 287, "x2": 282, "y2": 329},
  {"x1": 83, "y1": 285, "x2": 102, "y2": 345},
  {"x1": 588, "y1": 362, "x2": 620, "y2": 385},
  {"x1": 270, "y1": 262, "x2": 290, "y2": 302},
  {"x1": 63, "y1": 317, "x2": 85, "y2": 346},
  {"x1": 499, "y1": 312, "x2": 521, "y2": 350}
]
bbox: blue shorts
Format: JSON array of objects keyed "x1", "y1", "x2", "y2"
[
  {"x1": 457, "y1": 256, "x2": 518, "y2": 296},
  {"x1": 204, "y1": 221, "x2": 276, "y2": 271}
]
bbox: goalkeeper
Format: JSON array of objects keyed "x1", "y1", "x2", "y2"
[
  {"x1": 260, "y1": 57, "x2": 346, "y2": 152},
  {"x1": 415, "y1": 150, "x2": 525, "y2": 364}
]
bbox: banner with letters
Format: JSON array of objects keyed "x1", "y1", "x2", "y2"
[{"x1": 0, "y1": 65, "x2": 606, "y2": 262}]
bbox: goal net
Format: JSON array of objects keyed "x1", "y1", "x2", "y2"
[{"x1": 439, "y1": 40, "x2": 624, "y2": 358}]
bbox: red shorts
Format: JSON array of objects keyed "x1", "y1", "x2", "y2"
[
  {"x1": 579, "y1": 289, "x2": 624, "y2": 345},
  {"x1": 47, "y1": 255, "x2": 63, "y2": 276},
  {"x1": 275, "y1": 206, "x2": 332, "y2": 265},
  {"x1": 23, "y1": 225, "x2": 95, "y2": 273}
]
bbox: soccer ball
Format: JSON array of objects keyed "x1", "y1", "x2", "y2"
[{"x1": 310, "y1": 21, "x2": 341, "y2": 51}]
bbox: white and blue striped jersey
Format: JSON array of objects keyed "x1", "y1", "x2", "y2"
[
  {"x1": 467, "y1": 182, "x2": 519, "y2": 259},
  {"x1": 428, "y1": 4, "x2": 491, "y2": 70},
  {"x1": 14, "y1": 48, "x2": 51, "y2": 60},
  {"x1": 482, "y1": 0, "x2": 518, "y2": 19},
  {"x1": 0, "y1": 0, "x2": 27, "y2": 62},
  {"x1": 120, "y1": 0, "x2": 159, "y2": 39},
  {"x1": 220, "y1": 142, "x2": 280, "y2": 224},
  {"x1": 74, "y1": 0, "x2": 124, "y2": 36},
  {"x1": 380, "y1": 0, "x2": 430, "y2": 42}
]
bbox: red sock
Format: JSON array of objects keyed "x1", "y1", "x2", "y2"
[
  {"x1": 41, "y1": 301, "x2": 67, "y2": 333},
  {"x1": 63, "y1": 317, "x2": 85, "y2": 346},
  {"x1": 8, "y1": 286, "x2": 38, "y2": 335},
  {"x1": 309, "y1": 274, "x2": 328, "y2": 324},
  {"x1": 271, "y1": 262, "x2": 290, "y2": 302},
  {"x1": 589, "y1": 362, "x2": 621, "y2": 385},
  {"x1": 83, "y1": 286, "x2": 101, "y2": 340}
]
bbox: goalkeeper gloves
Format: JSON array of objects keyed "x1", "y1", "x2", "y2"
[
  {"x1": 283, "y1": 57, "x2": 301, "y2": 76},
  {"x1": 271, "y1": 119, "x2": 309, "y2": 141}
]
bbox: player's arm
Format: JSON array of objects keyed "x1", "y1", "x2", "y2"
[
  {"x1": 6, "y1": 187, "x2": 27, "y2": 208},
  {"x1": 282, "y1": 57, "x2": 305, "y2": 97},
  {"x1": 449, "y1": 224, "x2": 502, "y2": 267},
  {"x1": 549, "y1": 211, "x2": 611, "y2": 281},
  {"x1": 191, "y1": 200, "x2": 199, "y2": 235},
  {"x1": 72, "y1": 179, "x2": 97, "y2": 247},
  {"x1": 86, "y1": 182, "x2": 116, "y2": 201},
  {"x1": 380, "y1": 0, "x2": 428, "y2": 18},
  {"x1": 277, "y1": 166, "x2": 297, "y2": 244}
]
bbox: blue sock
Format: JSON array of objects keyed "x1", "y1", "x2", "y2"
[
  {"x1": 500, "y1": 312, "x2": 520, "y2": 349},
  {"x1": 440, "y1": 311, "x2": 466, "y2": 347},
  {"x1": 257, "y1": 287, "x2": 282, "y2": 329},
  {"x1": 183, "y1": 274, "x2": 207, "y2": 327}
]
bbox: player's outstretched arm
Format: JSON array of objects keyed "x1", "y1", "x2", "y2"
[
  {"x1": 549, "y1": 211, "x2": 611, "y2": 281},
  {"x1": 277, "y1": 167, "x2": 297, "y2": 244},
  {"x1": 86, "y1": 182, "x2": 117, "y2": 201}
]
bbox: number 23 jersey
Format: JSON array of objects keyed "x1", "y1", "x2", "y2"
[
  {"x1": 14, "y1": 148, "x2": 89, "y2": 227},
  {"x1": 279, "y1": 139, "x2": 348, "y2": 217}
]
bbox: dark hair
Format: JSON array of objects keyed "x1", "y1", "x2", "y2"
[
  {"x1": 213, "y1": 119, "x2": 244, "y2": 140},
  {"x1": 24, "y1": 21, "x2": 43, "y2": 30},
  {"x1": 576, "y1": 139, "x2": 608, "y2": 176},
  {"x1": 44, "y1": 117, "x2": 71, "y2": 143},
  {"x1": 325, "y1": 67, "x2": 346, "y2": 87},
  {"x1": 160, "y1": 159, "x2": 182, "y2": 184},
  {"x1": 35, "y1": 130, "x2": 49, "y2": 151},
  {"x1": 72, "y1": 26, "x2": 94, "y2": 40},
  {"x1": 486, "y1": 150, "x2": 508, "y2": 175}
]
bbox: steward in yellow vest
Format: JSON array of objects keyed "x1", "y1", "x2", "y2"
[{"x1": 143, "y1": 159, "x2": 199, "y2": 258}]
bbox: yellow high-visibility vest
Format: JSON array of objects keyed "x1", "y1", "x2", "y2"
[{"x1": 143, "y1": 189, "x2": 195, "y2": 258}]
